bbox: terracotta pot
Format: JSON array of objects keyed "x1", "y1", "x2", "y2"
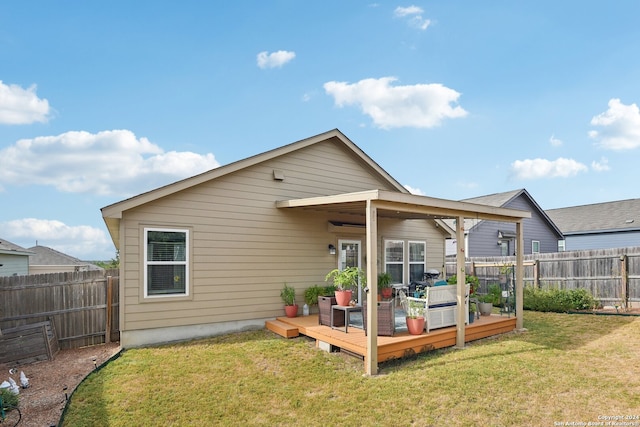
[
  {"x1": 381, "y1": 287, "x2": 393, "y2": 299},
  {"x1": 406, "y1": 317, "x2": 425, "y2": 335},
  {"x1": 335, "y1": 290, "x2": 353, "y2": 306},
  {"x1": 284, "y1": 304, "x2": 298, "y2": 318}
]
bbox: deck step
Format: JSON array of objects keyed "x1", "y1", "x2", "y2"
[{"x1": 265, "y1": 319, "x2": 299, "y2": 338}]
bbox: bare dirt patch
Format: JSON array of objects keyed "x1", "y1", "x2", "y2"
[{"x1": 0, "y1": 342, "x2": 120, "y2": 427}]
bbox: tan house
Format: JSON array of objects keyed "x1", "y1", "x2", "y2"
[{"x1": 102, "y1": 129, "x2": 530, "y2": 375}]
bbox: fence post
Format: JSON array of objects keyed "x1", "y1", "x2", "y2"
[
  {"x1": 533, "y1": 260, "x2": 540, "y2": 288},
  {"x1": 620, "y1": 255, "x2": 629, "y2": 309},
  {"x1": 106, "y1": 276, "x2": 113, "y2": 344}
]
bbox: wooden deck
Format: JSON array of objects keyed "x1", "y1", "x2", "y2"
[{"x1": 266, "y1": 314, "x2": 516, "y2": 364}]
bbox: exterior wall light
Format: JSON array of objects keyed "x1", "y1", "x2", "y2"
[{"x1": 328, "y1": 244, "x2": 336, "y2": 255}]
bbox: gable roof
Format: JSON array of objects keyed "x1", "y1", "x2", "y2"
[
  {"x1": 443, "y1": 189, "x2": 562, "y2": 236},
  {"x1": 101, "y1": 129, "x2": 409, "y2": 247},
  {"x1": 0, "y1": 238, "x2": 34, "y2": 257},
  {"x1": 546, "y1": 198, "x2": 640, "y2": 234},
  {"x1": 27, "y1": 245, "x2": 103, "y2": 270}
]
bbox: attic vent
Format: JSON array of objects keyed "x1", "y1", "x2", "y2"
[{"x1": 273, "y1": 169, "x2": 285, "y2": 181}]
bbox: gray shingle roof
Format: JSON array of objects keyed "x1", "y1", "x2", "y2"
[
  {"x1": 0, "y1": 238, "x2": 34, "y2": 256},
  {"x1": 546, "y1": 198, "x2": 640, "y2": 234},
  {"x1": 27, "y1": 245, "x2": 102, "y2": 270}
]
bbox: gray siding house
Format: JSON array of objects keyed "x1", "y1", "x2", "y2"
[
  {"x1": 546, "y1": 198, "x2": 640, "y2": 251},
  {"x1": 0, "y1": 238, "x2": 34, "y2": 277},
  {"x1": 446, "y1": 189, "x2": 563, "y2": 257}
]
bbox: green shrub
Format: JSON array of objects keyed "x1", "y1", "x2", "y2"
[
  {"x1": 523, "y1": 286, "x2": 598, "y2": 312},
  {"x1": 303, "y1": 285, "x2": 325, "y2": 305},
  {"x1": 0, "y1": 388, "x2": 19, "y2": 410}
]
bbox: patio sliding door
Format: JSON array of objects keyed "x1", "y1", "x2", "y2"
[{"x1": 338, "y1": 239, "x2": 363, "y2": 305}]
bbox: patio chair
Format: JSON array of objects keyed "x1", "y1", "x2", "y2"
[{"x1": 362, "y1": 299, "x2": 395, "y2": 336}]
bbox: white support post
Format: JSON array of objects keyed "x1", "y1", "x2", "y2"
[
  {"x1": 516, "y1": 221, "x2": 524, "y2": 330},
  {"x1": 455, "y1": 215, "x2": 466, "y2": 348},
  {"x1": 365, "y1": 199, "x2": 378, "y2": 375}
]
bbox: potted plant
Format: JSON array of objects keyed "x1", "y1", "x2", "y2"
[
  {"x1": 303, "y1": 284, "x2": 325, "y2": 313},
  {"x1": 477, "y1": 284, "x2": 501, "y2": 316},
  {"x1": 377, "y1": 271, "x2": 393, "y2": 300},
  {"x1": 325, "y1": 267, "x2": 365, "y2": 306},
  {"x1": 280, "y1": 283, "x2": 298, "y2": 318},
  {"x1": 403, "y1": 298, "x2": 425, "y2": 335},
  {"x1": 469, "y1": 301, "x2": 477, "y2": 324},
  {"x1": 499, "y1": 264, "x2": 512, "y2": 285}
]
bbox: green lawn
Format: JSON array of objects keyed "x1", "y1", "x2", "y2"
[{"x1": 62, "y1": 312, "x2": 640, "y2": 426}]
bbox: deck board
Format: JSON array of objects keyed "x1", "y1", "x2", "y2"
[{"x1": 267, "y1": 314, "x2": 517, "y2": 363}]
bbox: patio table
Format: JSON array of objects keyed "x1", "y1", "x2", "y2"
[{"x1": 330, "y1": 305, "x2": 362, "y2": 333}]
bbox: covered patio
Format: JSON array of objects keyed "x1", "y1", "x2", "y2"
[{"x1": 276, "y1": 189, "x2": 531, "y2": 375}]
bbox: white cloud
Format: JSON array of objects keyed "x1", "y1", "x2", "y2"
[
  {"x1": 589, "y1": 98, "x2": 640, "y2": 150},
  {"x1": 403, "y1": 184, "x2": 425, "y2": 195},
  {"x1": 394, "y1": 6, "x2": 423, "y2": 17},
  {"x1": 0, "y1": 80, "x2": 51, "y2": 125},
  {"x1": 394, "y1": 5, "x2": 431, "y2": 30},
  {"x1": 510, "y1": 158, "x2": 588, "y2": 180},
  {"x1": 256, "y1": 50, "x2": 296, "y2": 69},
  {"x1": 1, "y1": 218, "x2": 114, "y2": 260},
  {"x1": 0, "y1": 129, "x2": 220, "y2": 196},
  {"x1": 324, "y1": 77, "x2": 467, "y2": 129},
  {"x1": 549, "y1": 134, "x2": 563, "y2": 147},
  {"x1": 591, "y1": 157, "x2": 610, "y2": 172}
]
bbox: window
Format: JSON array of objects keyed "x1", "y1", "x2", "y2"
[
  {"x1": 144, "y1": 228, "x2": 189, "y2": 297},
  {"x1": 384, "y1": 240, "x2": 404, "y2": 284},
  {"x1": 532, "y1": 240, "x2": 540, "y2": 254},
  {"x1": 408, "y1": 241, "x2": 426, "y2": 282},
  {"x1": 558, "y1": 240, "x2": 566, "y2": 252}
]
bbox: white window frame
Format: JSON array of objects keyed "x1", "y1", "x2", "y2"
[
  {"x1": 532, "y1": 240, "x2": 540, "y2": 254},
  {"x1": 144, "y1": 227, "x2": 190, "y2": 298},
  {"x1": 558, "y1": 240, "x2": 566, "y2": 252},
  {"x1": 408, "y1": 240, "x2": 427, "y2": 282},
  {"x1": 384, "y1": 239, "x2": 405, "y2": 284}
]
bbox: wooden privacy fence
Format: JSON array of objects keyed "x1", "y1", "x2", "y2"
[
  {"x1": 445, "y1": 247, "x2": 640, "y2": 307},
  {"x1": 0, "y1": 269, "x2": 119, "y2": 350}
]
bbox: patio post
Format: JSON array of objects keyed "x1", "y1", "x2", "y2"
[
  {"x1": 455, "y1": 215, "x2": 466, "y2": 348},
  {"x1": 516, "y1": 220, "x2": 524, "y2": 330},
  {"x1": 365, "y1": 199, "x2": 378, "y2": 375}
]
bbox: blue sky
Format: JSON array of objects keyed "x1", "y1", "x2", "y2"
[{"x1": 2, "y1": 1, "x2": 640, "y2": 260}]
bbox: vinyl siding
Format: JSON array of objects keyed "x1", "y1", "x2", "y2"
[
  {"x1": 564, "y1": 230, "x2": 640, "y2": 251},
  {"x1": 468, "y1": 194, "x2": 561, "y2": 256},
  {"x1": 119, "y1": 139, "x2": 444, "y2": 335},
  {"x1": 0, "y1": 254, "x2": 29, "y2": 277}
]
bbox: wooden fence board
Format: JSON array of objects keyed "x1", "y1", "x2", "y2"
[
  {"x1": 446, "y1": 247, "x2": 640, "y2": 307},
  {"x1": 0, "y1": 270, "x2": 119, "y2": 350}
]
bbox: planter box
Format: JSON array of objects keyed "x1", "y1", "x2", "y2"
[{"x1": 318, "y1": 296, "x2": 344, "y2": 327}]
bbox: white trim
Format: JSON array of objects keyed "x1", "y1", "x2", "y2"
[{"x1": 143, "y1": 227, "x2": 190, "y2": 298}]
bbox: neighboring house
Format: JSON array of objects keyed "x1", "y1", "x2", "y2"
[
  {"x1": 0, "y1": 238, "x2": 34, "y2": 277},
  {"x1": 27, "y1": 245, "x2": 104, "y2": 275},
  {"x1": 445, "y1": 189, "x2": 563, "y2": 257},
  {"x1": 101, "y1": 129, "x2": 531, "y2": 352},
  {"x1": 546, "y1": 198, "x2": 640, "y2": 251}
]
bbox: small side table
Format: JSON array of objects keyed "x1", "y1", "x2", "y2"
[{"x1": 331, "y1": 305, "x2": 362, "y2": 333}]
